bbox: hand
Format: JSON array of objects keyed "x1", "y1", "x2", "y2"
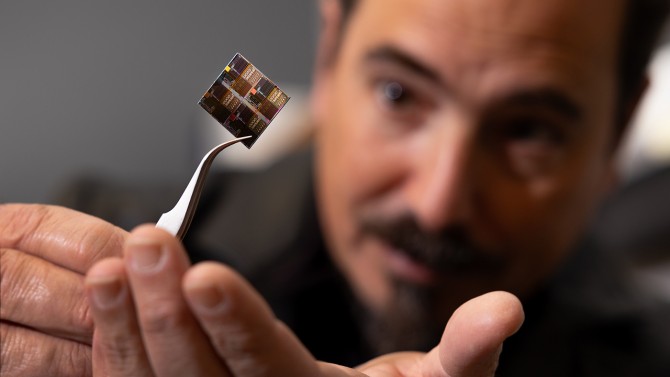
[
  {"x1": 0, "y1": 204, "x2": 127, "y2": 376},
  {"x1": 87, "y1": 225, "x2": 524, "y2": 377}
]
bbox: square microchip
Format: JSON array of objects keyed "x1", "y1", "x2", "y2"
[{"x1": 199, "y1": 53, "x2": 290, "y2": 148}]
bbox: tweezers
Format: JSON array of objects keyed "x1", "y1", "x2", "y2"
[{"x1": 155, "y1": 136, "x2": 251, "y2": 240}]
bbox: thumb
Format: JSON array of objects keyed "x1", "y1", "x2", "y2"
[{"x1": 437, "y1": 291, "x2": 524, "y2": 377}]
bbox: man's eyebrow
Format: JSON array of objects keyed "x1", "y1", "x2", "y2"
[
  {"x1": 364, "y1": 46, "x2": 442, "y2": 83},
  {"x1": 364, "y1": 46, "x2": 582, "y2": 120},
  {"x1": 502, "y1": 89, "x2": 583, "y2": 120}
]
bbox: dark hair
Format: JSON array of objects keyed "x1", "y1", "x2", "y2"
[{"x1": 337, "y1": 0, "x2": 669, "y2": 123}]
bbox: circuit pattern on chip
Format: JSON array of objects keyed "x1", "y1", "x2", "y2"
[{"x1": 199, "y1": 53, "x2": 290, "y2": 148}]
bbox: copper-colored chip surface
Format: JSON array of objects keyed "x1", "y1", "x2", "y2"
[{"x1": 199, "y1": 53, "x2": 290, "y2": 148}]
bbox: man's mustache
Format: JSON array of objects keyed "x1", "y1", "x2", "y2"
[{"x1": 360, "y1": 213, "x2": 503, "y2": 273}]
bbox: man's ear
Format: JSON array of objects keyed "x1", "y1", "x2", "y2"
[{"x1": 310, "y1": 0, "x2": 346, "y2": 127}]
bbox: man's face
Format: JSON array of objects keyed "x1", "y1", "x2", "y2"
[{"x1": 313, "y1": 0, "x2": 625, "y2": 346}]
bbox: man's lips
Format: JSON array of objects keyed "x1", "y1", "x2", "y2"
[{"x1": 384, "y1": 246, "x2": 440, "y2": 286}]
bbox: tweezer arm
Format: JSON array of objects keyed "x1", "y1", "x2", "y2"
[{"x1": 156, "y1": 136, "x2": 251, "y2": 240}]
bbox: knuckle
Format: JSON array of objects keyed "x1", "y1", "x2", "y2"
[
  {"x1": 58, "y1": 340, "x2": 92, "y2": 377},
  {"x1": 214, "y1": 330, "x2": 270, "y2": 376},
  {"x1": 0, "y1": 323, "x2": 28, "y2": 376},
  {"x1": 99, "y1": 334, "x2": 134, "y2": 361},
  {"x1": 215, "y1": 324, "x2": 255, "y2": 354},
  {"x1": 71, "y1": 289, "x2": 94, "y2": 335},
  {"x1": 139, "y1": 301, "x2": 191, "y2": 335},
  {"x1": 0, "y1": 204, "x2": 50, "y2": 249},
  {"x1": 75, "y1": 221, "x2": 126, "y2": 268},
  {"x1": 213, "y1": 318, "x2": 277, "y2": 359},
  {"x1": 0, "y1": 248, "x2": 35, "y2": 320},
  {"x1": 98, "y1": 334, "x2": 146, "y2": 373}
]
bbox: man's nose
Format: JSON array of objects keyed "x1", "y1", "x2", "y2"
[{"x1": 405, "y1": 117, "x2": 473, "y2": 233}]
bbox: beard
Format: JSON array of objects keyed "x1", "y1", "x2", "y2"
[
  {"x1": 355, "y1": 212, "x2": 505, "y2": 354},
  {"x1": 359, "y1": 277, "x2": 443, "y2": 354}
]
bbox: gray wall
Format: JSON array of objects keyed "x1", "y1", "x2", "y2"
[{"x1": 0, "y1": 0, "x2": 316, "y2": 203}]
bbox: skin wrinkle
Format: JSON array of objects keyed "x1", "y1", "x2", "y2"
[
  {"x1": 98, "y1": 330, "x2": 140, "y2": 367},
  {"x1": 0, "y1": 204, "x2": 48, "y2": 251},
  {"x1": 70, "y1": 273, "x2": 92, "y2": 340},
  {"x1": 22, "y1": 273, "x2": 52, "y2": 320},
  {"x1": 62, "y1": 335, "x2": 92, "y2": 376},
  {"x1": 0, "y1": 324, "x2": 21, "y2": 375},
  {"x1": 0, "y1": 249, "x2": 41, "y2": 320},
  {"x1": 210, "y1": 292, "x2": 279, "y2": 363},
  {"x1": 0, "y1": 247, "x2": 94, "y2": 342},
  {"x1": 136, "y1": 298, "x2": 192, "y2": 335},
  {"x1": 75, "y1": 224, "x2": 121, "y2": 271},
  {"x1": 0, "y1": 324, "x2": 92, "y2": 376},
  {"x1": 359, "y1": 352, "x2": 424, "y2": 376},
  {"x1": 46, "y1": 219, "x2": 125, "y2": 272},
  {"x1": 0, "y1": 249, "x2": 15, "y2": 318},
  {"x1": 0, "y1": 204, "x2": 126, "y2": 273},
  {"x1": 93, "y1": 313, "x2": 153, "y2": 377}
]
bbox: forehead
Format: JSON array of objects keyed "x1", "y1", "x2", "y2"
[
  {"x1": 342, "y1": 0, "x2": 625, "y2": 101},
  {"x1": 348, "y1": 0, "x2": 625, "y2": 55}
]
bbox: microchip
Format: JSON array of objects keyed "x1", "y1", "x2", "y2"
[{"x1": 199, "y1": 53, "x2": 290, "y2": 148}]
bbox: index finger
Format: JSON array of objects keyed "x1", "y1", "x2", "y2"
[{"x1": 0, "y1": 204, "x2": 127, "y2": 273}]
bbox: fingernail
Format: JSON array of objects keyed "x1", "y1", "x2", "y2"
[
  {"x1": 129, "y1": 239, "x2": 165, "y2": 273},
  {"x1": 188, "y1": 285, "x2": 227, "y2": 314},
  {"x1": 89, "y1": 277, "x2": 125, "y2": 310}
]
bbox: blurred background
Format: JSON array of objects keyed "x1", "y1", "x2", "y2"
[
  {"x1": 0, "y1": 0, "x2": 317, "y2": 203},
  {"x1": 0, "y1": 0, "x2": 669, "y2": 202}
]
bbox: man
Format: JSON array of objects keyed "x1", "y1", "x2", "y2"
[{"x1": 1, "y1": 0, "x2": 669, "y2": 376}]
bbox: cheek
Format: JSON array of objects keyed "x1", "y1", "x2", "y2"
[
  {"x1": 315, "y1": 132, "x2": 396, "y2": 312},
  {"x1": 319, "y1": 79, "x2": 410, "y2": 209},
  {"x1": 314, "y1": 77, "x2": 415, "y2": 310}
]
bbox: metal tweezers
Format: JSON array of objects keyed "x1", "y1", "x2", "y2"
[{"x1": 155, "y1": 136, "x2": 251, "y2": 240}]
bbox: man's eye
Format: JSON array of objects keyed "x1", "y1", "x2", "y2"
[
  {"x1": 504, "y1": 119, "x2": 563, "y2": 145},
  {"x1": 382, "y1": 81, "x2": 405, "y2": 102},
  {"x1": 498, "y1": 119, "x2": 566, "y2": 176},
  {"x1": 370, "y1": 78, "x2": 433, "y2": 130},
  {"x1": 375, "y1": 80, "x2": 414, "y2": 108}
]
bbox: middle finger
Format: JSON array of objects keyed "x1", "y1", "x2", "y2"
[{"x1": 123, "y1": 225, "x2": 229, "y2": 377}]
